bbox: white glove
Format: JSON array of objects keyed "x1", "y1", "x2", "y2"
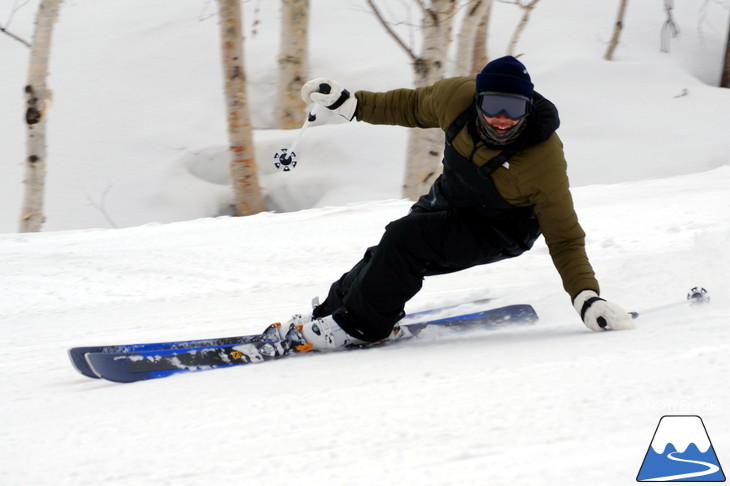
[
  {"x1": 573, "y1": 290, "x2": 636, "y2": 332},
  {"x1": 301, "y1": 78, "x2": 357, "y2": 121}
]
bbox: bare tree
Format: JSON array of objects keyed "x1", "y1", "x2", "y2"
[
  {"x1": 659, "y1": 0, "x2": 679, "y2": 54},
  {"x1": 605, "y1": 0, "x2": 629, "y2": 60},
  {"x1": 471, "y1": 0, "x2": 492, "y2": 74},
  {"x1": 276, "y1": 0, "x2": 309, "y2": 129},
  {"x1": 367, "y1": 0, "x2": 457, "y2": 200},
  {"x1": 454, "y1": 0, "x2": 491, "y2": 76},
  {"x1": 216, "y1": 0, "x2": 266, "y2": 216},
  {"x1": 722, "y1": 12, "x2": 730, "y2": 88},
  {"x1": 506, "y1": 0, "x2": 541, "y2": 56},
  {"x1": 19, "y1": 0, "x2": 63, "y2": 233}
]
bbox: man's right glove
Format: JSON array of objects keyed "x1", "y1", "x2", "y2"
[
  {"x1": 301, "y1": 78, "x2": 357, "y2": 121},
  {"x1": 573, "y1": 290, "x2": 636, "y2": 332}
]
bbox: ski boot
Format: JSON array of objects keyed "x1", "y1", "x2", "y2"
[{"x1": 276, "y1": 314, "x2": 366, "y2": 352}]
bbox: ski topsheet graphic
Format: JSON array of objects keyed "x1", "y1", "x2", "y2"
[
  {"x1": 637, "y1": 415, "x2": 725, "y2": 482},
  {"x1": 70, "y1": 304, "x2": 537, "y2": 382}
]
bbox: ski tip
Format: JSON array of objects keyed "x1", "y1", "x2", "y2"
[
  {"x1": 68, "y1": 347, "x2": 103, "y2": 379},
  {"x1": 85, "y1": 352, "x2": 161, "y2": 383}
]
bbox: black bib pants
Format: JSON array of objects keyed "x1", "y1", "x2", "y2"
[{"x1": 314, "y1": 108, "x2": 542, "y2": 342}]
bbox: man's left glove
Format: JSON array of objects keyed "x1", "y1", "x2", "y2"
[
  {"x1": 573, "y1": 290, "x2": 636, "y2": 332},
  {"x1": 301, "y1": 77, "x2": 357, "y2": 121}
]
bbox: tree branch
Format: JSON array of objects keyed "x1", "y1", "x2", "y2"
[
  {"x1": 2, "y1": 0, "x2": 32, "y2": 47},
  {"x1": 83, "y1": 185, "x2": 119, "y2": 229},
  {"x1": 0, "y1": 25, "x2": 31, "y2": 47},
  {"x1": 366, "y1": 0, "x2": 418, "y2": 61}
]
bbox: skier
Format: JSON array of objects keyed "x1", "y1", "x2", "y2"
[{"x1": 283, "y1": 56, "x2": 635, "y2": 350}]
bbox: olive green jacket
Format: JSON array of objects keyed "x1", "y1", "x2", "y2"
[{"x1": 354, "y1": 76, "x2": 599, "y2": 300}]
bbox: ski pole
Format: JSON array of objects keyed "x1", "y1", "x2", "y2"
[
  {"x1": 629, "y1": 287, "x2": 710, "y2": 319},
  {"x1": 274, "y1": 84, "x2": 331, "y2": 171}
]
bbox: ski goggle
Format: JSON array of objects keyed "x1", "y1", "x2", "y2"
[{"x1": 477, "y1": 92, "x2": 532, "y2": 120}]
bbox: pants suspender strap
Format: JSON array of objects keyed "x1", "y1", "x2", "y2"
[{"x1": 444, "y1": 106, "x2": 523, "y2": 179}]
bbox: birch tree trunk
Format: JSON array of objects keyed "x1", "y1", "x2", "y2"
[
  {"x1": 720, "y1": 14, "x2": 730, "y2": 88},
  {"x1": 276, "y1": 0, "x2": 309, "y2": 129},
  {"x1": 604, "y1": 0, "x2": 629, "y2": 60},
  {"x1": 454, "y1": 0, "x2": 490, "y2": 76},
  {"x1": 507, "y1": 0, "x2": 541, "y2": 56},
  {"x1": 19, "y1": 0, "x2": 62, "y2": 233},
  {"x1": 471, "y1": 0, "x2": 492, "y2": 74},
  {"x1": 402, "y1": 0, "x2": 457, "y2": 200},
  {"x1": 217, "y1": 0, "x2": 265, "y2": 216}
]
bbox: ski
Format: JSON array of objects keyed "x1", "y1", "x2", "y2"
[
  {"x1": 69, "y1": 325, "x2": 278, "y2": 379},
  {"x1": 68, "y1": 298, "x2": 493, "y2": 378},
  {"x1": 75, "y1": 304, "x2": 536, "y2": 383}
]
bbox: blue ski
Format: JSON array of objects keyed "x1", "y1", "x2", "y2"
[
  {"x1": 77, "y1": 304, "x2": 537, "y2": 383},
  {"x1": 68, "y1": 298, "x2": 493, "y2": 378}
]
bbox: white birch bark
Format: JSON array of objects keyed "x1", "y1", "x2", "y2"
[
  {"x1": 402, "y1": 0, "x2": 457, "y2": 201},
  {"x1": 454, "y1": 0, "x2": 490, "y2": 76},
  {"x1": 507, "y1": 0, "x2": 541, "y2": 57},
  {"x1": 367, "y1": 0, "x2": 457, "y2": 200},
  {"x1": 19, "y1": 0, "x2": 63, "y2": 233},
  {"x1": 604, "y1": 0, "x2": 629, "y2": 60},
  {"x1": 471, "y1": 0, "x2": 492, "y2": 74},
  {"x1": 722, "y1": 13, "x2": 730, "y2": 88},
  {"x1": 276, "y1": 0, "x2": 309, "y2": 129},
  {"x1": 217, "y1": 0, "x2": 265, "y2": 216}
]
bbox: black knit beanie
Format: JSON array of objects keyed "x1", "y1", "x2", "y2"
[{"x1": 476, "y1": 56, "x2": 534, "y2": 98}]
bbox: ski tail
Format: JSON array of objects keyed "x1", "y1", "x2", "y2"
[{"x1": 405, "y1": 304, "x2": 536, "y2": 334}]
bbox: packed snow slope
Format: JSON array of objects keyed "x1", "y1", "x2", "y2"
[
  {"x1": 2, "y1": 167, "x2": 729, "y2": 486},
  {"x1": 1, "y1": 0, "x2": 730, "y2": 484}
]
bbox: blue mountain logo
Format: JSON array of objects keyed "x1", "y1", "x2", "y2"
[{"x1": 637, "y1": 415, "x2": 725, "y2": 482}]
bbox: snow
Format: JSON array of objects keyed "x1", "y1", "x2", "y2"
[
  {"x1": 651, "y1": 416, "x2": 712, "y2": 454},
  {"x1": 1, "y1": 0, "x2": 729, "y2": 485}
]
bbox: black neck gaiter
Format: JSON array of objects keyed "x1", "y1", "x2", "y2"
[{"x1": 475, "y1": 115, "x2": 528, "y2": 146}]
